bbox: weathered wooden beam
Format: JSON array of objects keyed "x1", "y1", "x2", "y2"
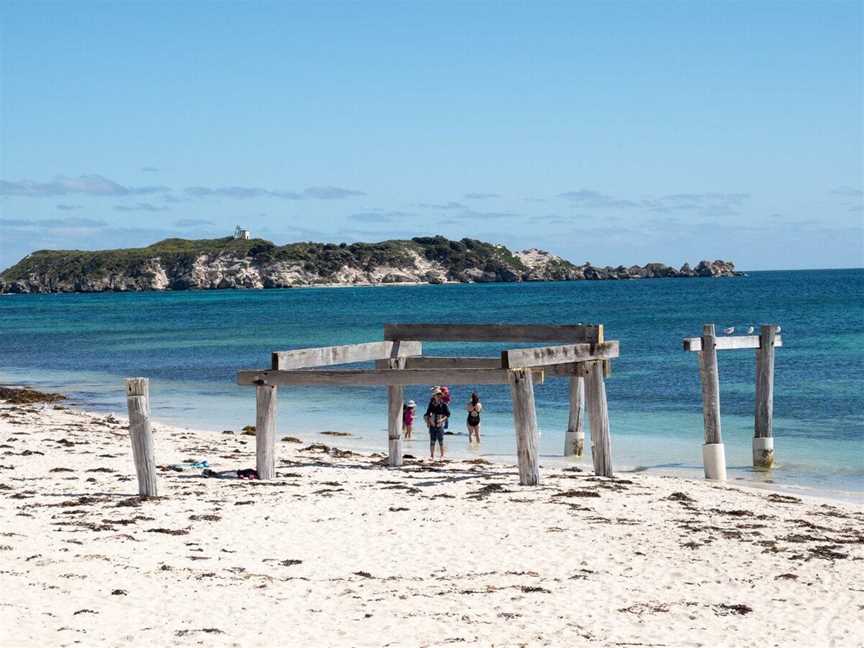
[
  {"x1": 753, "y1": 324, "x2": 778, "y2": 469},
  {"x1": 698, "y1": 324, "x2": 726, "y2": 480},
  {"x1": 238, "y1": 367, "x2": 545, "y2": 387},
  {"x1": 584, "y1": 362, "x2": 613, "y2": 477},
  {"x1": 125, "y1": 378, "x2": 158, "y2": 497},
  {"x1": 683, "y1": 335, "x2": 782, "y2": 352},
  {"x1": 387, "y1": 357, "x2": 405, "y2": 467},
  {"x1": 272, "y1": 340, "x2": 422, "y2": 370},
  {"x1": 375, "y1": 356, "x2": 502, "y2": 370},
  {"x1": 564, "y1": 375, "x2": 585, "y2": 457},
  {"x1": 255, "y1": 384, "x2": 278, "y2": 480},
  {"x1": 501, "y1": 341, "x2": 619, "y2": 369},
  {"x1": 508, "y1": 368, "x2": 540, "y2": 486},
  {"x1": 384, "y1": 323, "x2": 603, "y2": 343}
]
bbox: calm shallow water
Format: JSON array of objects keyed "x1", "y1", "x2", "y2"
[{"x1": 1, "y1": 269, "x2": 862, "y2": 498}]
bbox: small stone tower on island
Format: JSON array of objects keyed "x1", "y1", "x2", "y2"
[{"x1": 234, "y1": 225, "x2": 251, "y2": 240}]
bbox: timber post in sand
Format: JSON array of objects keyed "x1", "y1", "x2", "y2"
[
  {"x1": 564, "y1": 375, "x2": 585, "y2": 456},
  {"x1": 387, "y1": 356, "x2": 406, "y2": 467},
  {"x1": 509, "y1": 368, "x2": 540, "y2": 486},
  {"x1": 753, "y1": 324, "x2": 778, "y2": 468},
  {"x1": 699, "y1": 324, "x2": 726, "y2": 480},
  {"x1": 255, "y1": 383, "x2": 278, "y2": 480},
  {"x1": 683, "y1": 322, "x2": 784, "y2": 480},
  {"x1": 124, "y1": 377, "x2": 158, "y2": 497},
  {"x1": 584, "y1": 361, "x2": 613, "y2": 477},
  {"x1": 238, "y1": 323, "x2": 620, "y2": 485}
]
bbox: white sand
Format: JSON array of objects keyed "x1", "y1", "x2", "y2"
[{"x1": 0, "y1": 399, "x2": 862, "y2": 647}]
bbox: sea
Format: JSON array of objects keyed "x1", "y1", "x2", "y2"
[{"x1": 1, "y1": 269, "x2": 862, "y2": 500}]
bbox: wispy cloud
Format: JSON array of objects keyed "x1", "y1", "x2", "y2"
[
  {"x1": 349, "y1": 210, "x2": 415, "y2": 223},
  {"x1": 114, "y1": 202, "x2": 169, "y2": 212},
  {"x1": 0, "y1": 217, "x2": 107, "y2": 228},
  {"x1": 140, "y1": 166, "x2": 160, "y2": 173},
  {"x1": 557, "y1": 188, "x2": 751, "y2": 216},
  {"x1": 831, "y1": 186, "x2": 864, "y2": 198},
  {"x1": 56, "y1": 204, "x2": 83, "y2": 211},
  {"x1": 184, "y1": 185, "x2": 365, "y2": 200},
  {"x1": 463, "y1": 192, "x2": 500, "y2": 200},
  {"x1": 0, "y1": 174, "x2": 168, "y2": 197},
  {"x1": 174, "y1": 218, "x2": 214, "y2": 227},
  {"x1": 416, "y1": 201, "x2": 467, "y2": 210}
]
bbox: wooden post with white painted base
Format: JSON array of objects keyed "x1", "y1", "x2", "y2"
[
  {"x1": 584, "y1": 361, "x2": 613, "y2": 477},
  {"x1": 564, "y1": 375, "x2": 585, "y2": 457},
  {"x1": 255, "y1": 383, "x2": 277, "y2": 480},
  {"x1": 509, "y1": 368, "x2": 540, "y2": 486},
  {"x1": 387, "y1": 357, "x2": 406, "y2": 467},
  {"x1": 753, "y1": 324, "x2": 778, "y2": 468},
  {"x1": 124, "y1": 377, "x2": 158, "y2": 497},
  {"x1": 698, "y1": 324, "x2": 727, "y2": 480}
]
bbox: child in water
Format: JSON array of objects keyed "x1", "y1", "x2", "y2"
[{"x1": 402, "y1": 400, "x2": 416, "y2": 440}]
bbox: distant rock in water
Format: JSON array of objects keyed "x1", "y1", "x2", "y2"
[{"x1": 0, "y1": 235, "x2": 741, "y2": 293}]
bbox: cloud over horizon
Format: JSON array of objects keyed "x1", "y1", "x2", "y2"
[
  {"x1": 184, "y1": 185, "x2": 366, "y2": 200},
  {"x1": 0, "y1": 175, "x2": 168, "y2": 197}
]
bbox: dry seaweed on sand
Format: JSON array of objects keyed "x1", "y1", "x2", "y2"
[{"x1": 0, "y1": 386, "x2": 65, "y2": 404}]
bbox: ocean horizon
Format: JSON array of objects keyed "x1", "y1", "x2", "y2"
[{"x1": 2, "y1": 268, "x2": 862, "y2": 499}]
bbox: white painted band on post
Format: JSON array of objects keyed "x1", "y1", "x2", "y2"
[
  {"x1": 702, "y1": 443, "x2": 727, "y2": 481},
  {"x1": 752, "y1": 437, "x2": 774, "y2": 451}
]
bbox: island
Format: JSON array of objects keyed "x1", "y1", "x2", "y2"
[{"x1": 0, "y1": 235, "x2": 740, "y2": 293}]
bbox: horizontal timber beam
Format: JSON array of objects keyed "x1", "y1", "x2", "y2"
[
  {"x1": 238, "y1": 367, "x2": 545, "y2": 387},
  {"x1": 375, "y1": 356, "x2": 501, "y2": 370},
  {"x1": 272, "y1": 340, "x2": 421, "y2": 370},
  {"x1": 501, "y1": 341, "x2": 619, "y2": 369},
  {"x1": 683, "y1": 335, "x2": 783, "y2": 352},
  {"x1": 384, "y1": 323, "x2": 603, "y2": 344}
]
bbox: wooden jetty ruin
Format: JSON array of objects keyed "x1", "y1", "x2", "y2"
[
  {"x1": 683, "y1": 323, "x2": 782, "y2": 480},
  {"x1": 236, "y1": 323, "x2": 620, "y2": 485}
]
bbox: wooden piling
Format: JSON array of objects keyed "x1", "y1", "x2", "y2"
[
  {"x1": 584, "y1": 361, "x2": 613, "y2": 477},
  {"x1": 508, "y1": 368, "x2": 540, "y2": 486},
  {"x1": 387, "y1": 357, "x2": 406, "y2": 467},
  {"x1": 564, "y1": 375, "x2": 585, "y2": 456},
  {"x1": 255, "y1": 383, "x2": 278, "y2": 480},
  {"x1": 698, "y1": 324, "x2": 726, "y2": 480},
  {"x1": 753, "y1": 324, "x2": 778, "y2": 468},
  {"x1": 124, "y1": 378, "x2": 158, "y2": 497}
]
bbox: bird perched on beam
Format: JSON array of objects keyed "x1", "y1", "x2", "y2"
[
  {"x1": 723, "y1": 326, "x2": 735, "y2": 335},
  {"x1": 747, "y1": 326, "x2": 755, "y2": 334}
]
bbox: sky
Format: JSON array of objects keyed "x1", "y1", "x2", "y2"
[{"x1": 1, "y1": 1, "x2": 862, "y2": 271}]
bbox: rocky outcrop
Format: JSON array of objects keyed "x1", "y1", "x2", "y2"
[{"x1": 0, "y1": 236, "x2": 740, "y2": 293}]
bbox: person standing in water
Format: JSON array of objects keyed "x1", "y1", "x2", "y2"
[
  {"x1": 424, "y1": 388, "x2": 450, "y2": 459},
  {"x1": 466, "y1": 391, "x2": 482, "y2": 444},
  {"x1": 402, "y1": 400, "x2": 416, "y2": 440}
]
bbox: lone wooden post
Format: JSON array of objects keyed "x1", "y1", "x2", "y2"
[
  {"x1": 124, "y1": 378, "x2": 158, "y2": 497},
  {"x1": 753, "y1": 324, "x2": 778, "y2": 468},
  {"x1": 508, "y1": 368, "x2": 540, "y2": 486},
  {"x1": 564, "y1": 375, "x2": 585, "y2": 456},
  {"x1": 584, "y1": 361, "x2": 613, "y2": 477},
  {"x1": 255, "y1": 383, "x2": 277, "y2": 479},
  {"x1": 387, "y1": 357, "x2": 406, "y2": 467},
  {"x1": 698, "y1": 324, "x2": 726, "y2": 480}
]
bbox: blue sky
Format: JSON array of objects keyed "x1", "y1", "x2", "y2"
[{"x1": 1, "y1": 1, "x2": 861, "y2": 271}]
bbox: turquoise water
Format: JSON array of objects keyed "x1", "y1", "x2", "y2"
[{"x1": 1, "y1": 269, "x2": 862, "y2": 498}]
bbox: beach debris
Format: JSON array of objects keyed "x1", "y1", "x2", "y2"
[
  {"x1": 0, "y1": 386, "x2": 65, "y2": 404},
  {"x1": 353, "y1": 571, "x2": 373, "y2": 578},
  {"x1": 520, "y1": 586, "x2": 551, "y2": 594},
  {"x1": 466, "y1": 483, "x2": 511, "y2": 500},
  {"x1": 551, "y1": 489, "x2": 600, "y2": 498},
  {"x1": 666, "y1": 491, "x2": 695, "y2": 502},
  {"x1": 175, "y1": 629, "x2": 224, "y2": 637},
  {"x1": 281, "y1": 436, "x2": 302, "y2": 443},
  {"x1": 111, "y1": 589, "x2": 128, "y2": 596},
  {"x1": 766, "y1": 493, "x2": 802, "y2": 504},
  {"x1": 714, "y1": 603, "x2": 753, "y2": 615},
  {"x1": 73, "y1": 609, "x2": 98, "y2": 616},
  {"x1": 189, "y1": 514, "x2": 221, "y2": 522},
  {"x1": 241, "y1": 425, "x2": 256, "y2": 436},
  {"x1": 808, "y1": 545, "x2": 848, "y2": 560},
  {"x1": 320, "y1": 431, "x2": 351, "y2": 437},
  {"x1": 388, "y1": 506, "x2": 409, "y2": 512},
  {"x1": 618, "y1": 602, "x2": 670, "y2": 615},
  {"x1": 146, "y1": 527, "x2": 190, "y2": 536}
]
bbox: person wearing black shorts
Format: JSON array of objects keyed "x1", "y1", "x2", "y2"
[{"x1": 424, "y1": 388, "x2": 450, "y2": 459}]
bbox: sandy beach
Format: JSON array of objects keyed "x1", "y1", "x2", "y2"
[{"x1": 1, "y1": 395, "x2": 862, "y2": 648}]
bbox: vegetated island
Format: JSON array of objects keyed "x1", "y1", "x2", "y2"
[{"x1": 0, "y1": 235, "x2": 740, "y2": 293}]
